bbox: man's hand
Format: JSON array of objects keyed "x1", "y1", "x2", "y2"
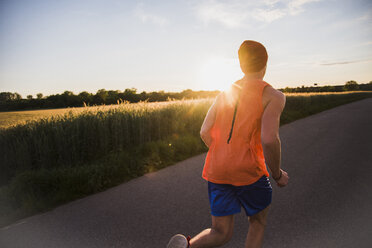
[{"x1": 274, "y1": 169, "x2": 289, "y2": 187}]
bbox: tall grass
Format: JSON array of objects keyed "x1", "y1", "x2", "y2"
[
  {"x1": 0, "y1": 99, "x2": 212, "y2": 227},
  {"x1": 0, "y1": 92, "x2": 371, "y2": 227},
  {"x1": 281, "y1": 92, "x2": 372, "y2": 125},
  {"x1": 0, "y1": 99, "x2": 211, "y2": 186}
]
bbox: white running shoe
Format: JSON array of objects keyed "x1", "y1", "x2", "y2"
[{"x1": 166, "y1": 234, "x2": 189, "y2": 248}]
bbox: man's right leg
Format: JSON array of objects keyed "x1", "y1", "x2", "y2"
[
  {"x1": 189, "y1": 214, "x2": 234, "y2": 248},
  {"x1": 245, "y1": 205, "x2": 270, "y2": 248}
]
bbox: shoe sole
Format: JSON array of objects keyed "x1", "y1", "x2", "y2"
[{"x1": 166, "y1": 234, "x2": 188, "y2": 248}]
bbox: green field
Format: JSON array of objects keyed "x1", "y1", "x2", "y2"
[
  {"x1": 1, "y1": 91, "x2": 371, "y2": 227},
  {"x1": 0, "y1": 91, "x2": 369, "y2": 129},
  {"x1": 0, "y1": 103, "x2": 137, "y2": 129}
]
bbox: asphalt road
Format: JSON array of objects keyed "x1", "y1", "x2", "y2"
[{"x1": 1, "y1": 98, "x2": 372, "y2": 248}]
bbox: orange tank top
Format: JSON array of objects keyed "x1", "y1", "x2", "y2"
[{"x1": 202, "y1": 79, "x2": 270, "y2": 186}]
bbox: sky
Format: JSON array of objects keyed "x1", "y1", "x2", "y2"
[{"x1": 0, "y1": 0, "x2": 371, "y2": 97}]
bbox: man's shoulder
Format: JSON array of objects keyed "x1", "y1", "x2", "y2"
[
  {"x1": 263, "y1": 85, "x2": 285, "y2": 101},
  {"x1": 262, "y1": 85, "x2": 286, "y2": 109}
]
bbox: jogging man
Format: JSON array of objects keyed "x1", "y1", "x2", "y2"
[{"x1": 167, "y1": 40, "x2": 289, "y2": 248}]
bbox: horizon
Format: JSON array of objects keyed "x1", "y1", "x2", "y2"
[
  {"x1": 1, "y1": 80, "x2": 370, "y2": 99},
  {"x1": 1, "y1": 0, "x2": 371, "y2": 97}
]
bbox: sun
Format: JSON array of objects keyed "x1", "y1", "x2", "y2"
[{"x1": 197, "y1": 57, "x2": 243, "y2": 92}]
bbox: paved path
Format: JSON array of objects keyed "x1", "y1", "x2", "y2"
[{"x1": 1, "y1": 98, "x2": 372, "y2": 248}]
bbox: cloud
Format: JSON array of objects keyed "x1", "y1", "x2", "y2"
[
  {"x1": 319, "y1": 58, "x2": 372, "y2": 66},
  {"x1": 288, "y1": 0, "x2": 321, "y2": 15},
  {"x1": 252, "y1": 8, "x2": 286, "y2": 23},
  {"x1": 195, "y1": 0, "x2": 321, "y2": 28},
  {"x1": 134, "y1": 3, "x2": 169, "y2": 26},
  {"x1": 356, "y1": 12, "x2": 372, "y2": 22},
  {"x1": 195, "y1": 1, "x2": 250, "y2": 28},
  {"x1": 360, "y1": 41, "x2": 372, "y2": 46}
]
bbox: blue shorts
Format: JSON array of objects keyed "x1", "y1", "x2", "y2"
[{"x1": 208, "y1": 175, "x2": 272, "y2": 217}]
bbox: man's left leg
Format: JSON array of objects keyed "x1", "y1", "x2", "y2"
[{"x1": 245, "y1": 205, "x2": 270, "y2": 248}]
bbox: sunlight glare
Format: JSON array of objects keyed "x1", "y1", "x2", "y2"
[{"x1": 197, "y1": 57, "x2": 243, "y2": 92}]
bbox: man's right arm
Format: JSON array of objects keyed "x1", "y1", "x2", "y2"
[{"x1": 261, "y1": 86, "x2": 289, "y2": 187}]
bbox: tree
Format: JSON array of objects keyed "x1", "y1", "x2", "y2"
[
  {"x1": 322, "y1": 85, "x2": 335, "y2": 92},
  {"x1": 27, "y1": 95, "x2": 33, "y2": 100},
  {"x1": 78, "y1": 91, "x2": 93, "y2": 105},
  {"x1": 61, "y1": 91, "x2": 82, "y2": 106},
  {"x1": 0, "y1": 92, "x2": 21, "y2": 102},
  {"x1": 139, "y1": 91, "x2": 148, "y2": 101},
  {"x1": 37, "y1": 93, "x2": 43, "y2": 99},
  {"x1": 120, "y1": 88, "x2": 138, "y2": 102},
  {"x1": 62, "y1": 91, "x2": 74, "y2": 96},
  {"x1": 93, "y1": 89, "x2": 108, "y2": 104},
  {"x1": 14, "y1": 92, "x2": 22, "y2": 100},
  {"x1": 343, "y1": 80, "x2": 359, "y2": 91},
  {"x1": 107, "y1": 90, "x2": 121, "y2": 104}
]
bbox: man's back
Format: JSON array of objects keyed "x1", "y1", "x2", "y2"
[{"x1": 202, "y1": 79, "x2": 272, "y2": 186}]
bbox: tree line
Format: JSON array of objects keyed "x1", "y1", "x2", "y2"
[
  {"x1": 279, "y1": 81, "x2": 372, "y2": 93},
  {"x1": 0, "y1": 88, "x2": 220, "y2": 111},
  {"x1": 1, "y1": 81, "x2": 371, "y2": 111}
]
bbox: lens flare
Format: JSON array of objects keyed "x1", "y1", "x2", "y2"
[{"x1": 197, "y1": 57, "x2": 243, "y2": 92}]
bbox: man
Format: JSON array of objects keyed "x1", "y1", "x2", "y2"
[{"x1": 167, "y1": 40, "x2": 289, "y2": 248}]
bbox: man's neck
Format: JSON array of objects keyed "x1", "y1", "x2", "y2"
[
  {"x1": 243, "y1": 74, "x2": 264, "y2": 81},
  {"x1": 235, "y1": 74, "x2": 264, "y2": 88}
]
